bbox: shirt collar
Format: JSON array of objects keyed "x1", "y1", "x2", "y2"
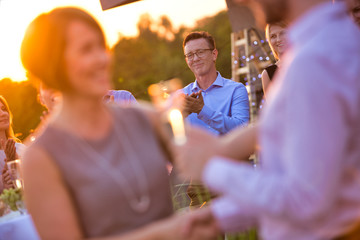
[
  {"x1": 288, "y1": 2, "x2": 347, "y2": 49},
  {"x1": 191, "y1": 72, "x2": 224, "y2": 91}
]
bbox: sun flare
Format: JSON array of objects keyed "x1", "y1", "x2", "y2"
[{"x1": 0, "y1": 0, "x2": 226, "y2": 82}]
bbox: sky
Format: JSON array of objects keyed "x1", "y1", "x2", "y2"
[{"x1": 0, "y1": 0, "x2": 227, "y2": 82}]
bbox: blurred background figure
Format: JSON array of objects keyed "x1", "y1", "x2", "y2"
[
  {"x1": 103, "y1": 89, "x2": 137, "y2": 105},
  {"x1": 38, "y1": 82, "x2": 61, "y2": 117},
  {"x1": 261, "y1": 21, "x2": 288, "y2": 97},
  {"x1": 25, "y1": 81, "x2": 62, "y2": 144},
  {"x1": 0, "y1": 96, "x2": 25, "y2": 192}
]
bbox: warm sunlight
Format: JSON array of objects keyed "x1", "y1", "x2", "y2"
[{"x1": 0, "y1": 0, "x2": 227, "y2": 82}]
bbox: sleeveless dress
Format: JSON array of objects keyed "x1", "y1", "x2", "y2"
[
  {"x1": 265, "y1": 64, "x2": 278, "y2": 81},
  {"x1": 32, "y1": 106, "x2": 173, "y2": 237}
]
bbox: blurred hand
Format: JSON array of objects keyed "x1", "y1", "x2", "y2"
[
  {"x1": 2, "y1": 163, "x2": 15, "y2": 189},
  {"x1": 157, "y1": 209, "x2": 220, "y2": 240},
  {"x1": 182, "y1": 207, "x2": 221, "y2": 240},
  {"x1": 4, "y1": 139, "x2": 18, "y2": 161},
  {"x1": 184, "y1": 90, "x2": 204, "y2": 115},
  {"x1": 173, "y1": 126, "x2": 221, "y2": 181}
]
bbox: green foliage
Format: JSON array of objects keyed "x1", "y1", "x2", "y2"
[
  {"x1": 111, "y1": 10, "x2": 232, "y2": 101},
  {"x1": 0, "y1": 10, "x2": 232, "y2": 139},
  {"x1": 0, "y1": 188, "x2": 23, "y2": 211},
  {"x1": 0, "y1": 78, "x2": 43, "y2": 141}
]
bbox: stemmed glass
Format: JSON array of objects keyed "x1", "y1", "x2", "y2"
[
  {"x1": 7, "y1": 159, "x2": 23, "y2": 189},
  {"x1": 7, "y1": 159, "x2": 26, "y2": 214}
]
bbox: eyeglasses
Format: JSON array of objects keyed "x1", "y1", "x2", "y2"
[{"x1": 184, "y1": 48, "x2": 214, "y2": 61}]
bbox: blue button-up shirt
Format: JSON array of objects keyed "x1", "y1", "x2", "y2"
[{"x1": 182, "y1": 72, "x2": 249, "y2": 135}]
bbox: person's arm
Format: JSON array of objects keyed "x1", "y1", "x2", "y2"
[
  {"x1": 261, "y1": 69, "x2": 271, "y2": 98},
  {"x1": 173, "y1": 124, "x2": 258, "y2": 181},
  {"x1": 182, "y1": 199, "x2": 256, "y2": 235},
  {"x1": 202, "y1": 53, "x2": 352, "y2": 224},
  {"x1": 2, "y1": 162, "x2": 15, "y2": 189},
  {"x1": 196, "y1": 84, "x2": 250, "y2": 134},
  {"x1": 4, "y1": 139, "x2": 18, "y2": 161},
  {"x1": 219, "y1": 123, "x2": 258, "y2": 160},
  {"x1": 22, "y1": 146, "x2": 83, "y2": 240}
]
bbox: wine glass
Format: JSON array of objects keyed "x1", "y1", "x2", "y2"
[
  {"x1": 6, "y1": 159, "x2": 26, "y2": 214},
  {"x1": 7, "y1": 159, "x2": 24, "y2": 189}
]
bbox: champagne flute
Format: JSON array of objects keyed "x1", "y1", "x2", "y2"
[{"x1": 7, "y1": 159, "x2": 24, "y2": 190}]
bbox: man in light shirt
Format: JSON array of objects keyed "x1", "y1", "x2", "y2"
[
  {"x1": 179, "y1": 31, "x2": 250, "y2": 211},
  {"x1": 175, "y1": 0, "x2": 360, "y2": 239},
  {"x1": 182, "y1": 31, "x2": 250, "y2": 136}
]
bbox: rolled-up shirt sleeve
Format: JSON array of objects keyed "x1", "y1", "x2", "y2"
[{"x1": 202, "y1": 50, "x2": 354, "y2": 226}]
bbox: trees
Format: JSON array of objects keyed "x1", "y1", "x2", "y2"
[
  {"x1": 0, "y1": 79, "x2": 43, "y2": 141},
  {"x1": 0, "y1": 9, "x2": 232, "y2": 139},
  {"x1": 111, "y1": 10, "x2": 232, "y2": 101}
]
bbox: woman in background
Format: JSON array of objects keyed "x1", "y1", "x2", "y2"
[
  {"x1": 261, "y1": 21, "x2": 288, "y2": 97},
  {"x1": 0, "y1": 96, "x2": 24, "y2": 192}
]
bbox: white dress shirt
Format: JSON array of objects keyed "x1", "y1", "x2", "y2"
[{"x1": 203, "y1": 2, "x2": 360, "y2": 240}]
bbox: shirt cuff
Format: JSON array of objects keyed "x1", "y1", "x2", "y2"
[
  {"x1": 197, "y1": 104, "x2": 214, "y2": 122},
  {"x1": 202, "y1": 156, "x2": 238, "y2": 194},
  {"x1": 211, "y1": 197, "x2": 257, "y2": 233}
]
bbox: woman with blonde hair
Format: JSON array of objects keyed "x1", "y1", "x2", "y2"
[{"x1": 0, "y1": 96, "x2": 24, "y2": 192}]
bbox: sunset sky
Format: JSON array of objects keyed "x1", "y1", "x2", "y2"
[{"x1": 0, "y1": 0, "x2": 227, "y2": 82}]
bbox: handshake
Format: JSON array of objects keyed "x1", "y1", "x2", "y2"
[{"x1": 159, "y1": 206, "x2": 222, "y2": 240}]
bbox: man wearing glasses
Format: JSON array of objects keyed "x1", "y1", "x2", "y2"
[
  {"x1": 180, "y1": 31, "x2": 250, "y2": 210},
  {"x1": 182, "y1": 31, "x2": 250, "y2": 136}
]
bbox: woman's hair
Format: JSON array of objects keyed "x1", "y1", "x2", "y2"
[
  {"x1": 265, "y1": 21, "x2": 288, "y2": 60},
  {"x1": 20, "y1": 7, "x2": 106, "y2": 92},
  {"x1": 0, "y1": 96, "x2": 19, "y2": 142}
]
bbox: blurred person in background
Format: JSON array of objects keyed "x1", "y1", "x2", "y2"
[
  {"x1": 103, "y1": 89, "x2": 137, "y2": 105},
  {"x1": 25, "y1": 80, "x2": 62, "y2": 144},
  {"x1": 38, "y1": 82, "x2": 61, "y2": 118}
]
